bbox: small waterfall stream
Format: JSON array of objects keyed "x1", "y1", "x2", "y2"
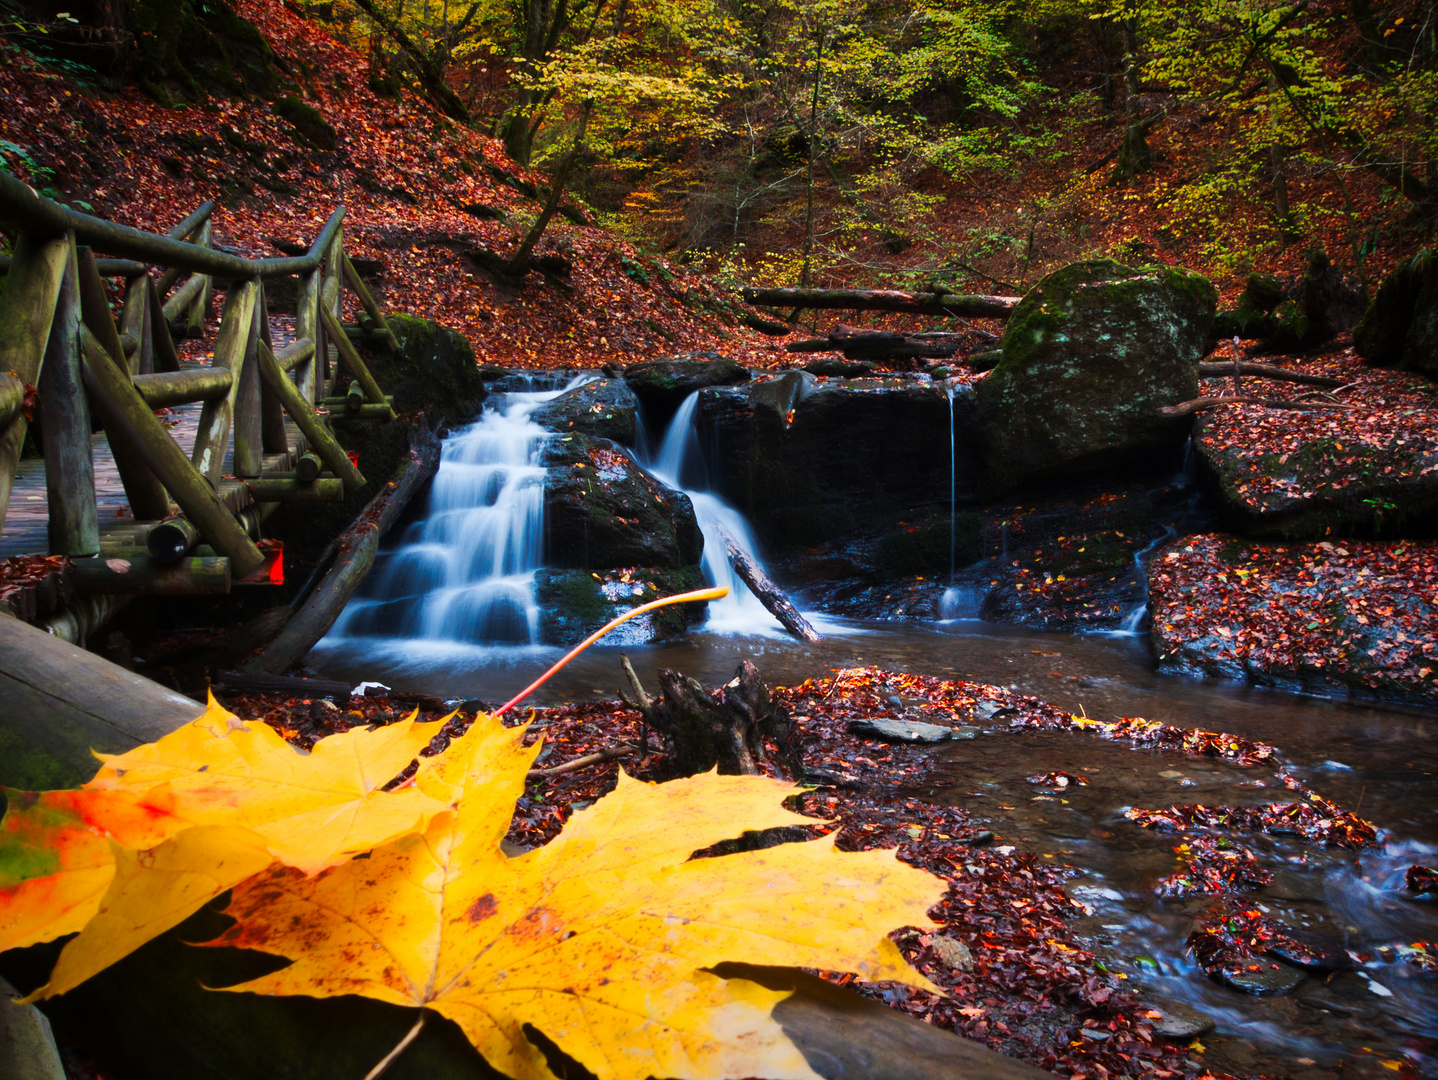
[{"x1": 322, "y1": 378, "x2": 584, "y2": 654}]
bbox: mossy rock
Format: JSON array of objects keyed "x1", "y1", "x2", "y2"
[
  {"x1": 365, "y1": 314, "x2": 487, "y2": 423},
  {"x1": 975, "y1": 259, "x2": 1216, "y2": 495},
  {"x1": 529, "y1": 378, "x2": 639, "y2": 445},
  {"x1": 1212, "y1": 273, "x2": 1285, "y2": 343},
  {"x1": 128, "y1": 0, "x2": 275, "y2": 100},
  {"x1": 875, "y1": 514, "x2": 982, "y2": 578},
  {"x1": 542, "y1": 434, "x2": 703, "y2": 571},
  {"x1": 1267, "y1": 251, "x2": 1365, "y2": 354},
  {"x1": 273, "y1": 95, "x2": 337, "y2": 151},
  {"x1": 1354, "y1": 248, "x2": 1438, "y2": 375},
  {"x1": 623, "y1": 352, "x2": 750, "y2": 426},
  {"x1": 533, "y1": 565, "x2": 707, "y2": 645}
]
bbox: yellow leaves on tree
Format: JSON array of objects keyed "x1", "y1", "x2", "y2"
[
  {"x1": 211, "y1": 713, "x2": 945, "y2": 1080},
  {"x1": 2, "y1": 695, "x2": 451, "y2": 995},
  {"x1": 2, "y1": 700, "x2": 946, "y2": 1080}
]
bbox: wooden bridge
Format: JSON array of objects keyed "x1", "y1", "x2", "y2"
[{"x1": 0, "y1": 168, "x2": 399, "y2": 644}]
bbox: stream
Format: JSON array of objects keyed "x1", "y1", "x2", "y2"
[{"x1": 312, "y1": 382, "x2": 1438, "y2": 1079}]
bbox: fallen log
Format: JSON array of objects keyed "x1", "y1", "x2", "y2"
[
  {"x1": 214, "y1": 669, "x2": 354, "y2": 699},
  {"x1": 741, "y1": 287, "x2": 1020, "y2": 319},
  {"x1": 714, "y1": 523, "x2": 820, "y2": 642},
  {"x1": 243, "y1": 419, "x2": 442, "y2": 675},
  {"x1": 1197, "y1": 361, "x2": 1345, "y2": 387},
  {"x1": 786, "y1": 324, "x2": 964, "y2": 363},
  {"x1": 1159, "y1": 395, "x2": 1356, "y2": 418}
]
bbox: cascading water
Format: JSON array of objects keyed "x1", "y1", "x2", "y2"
[
  {"x1": 641, "y1": 391, "x2": 795, "y2": 635},
  {"x1": 322, "y1": 377, "x2": 587, "y2": 654}
]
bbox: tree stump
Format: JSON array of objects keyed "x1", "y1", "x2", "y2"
[{"x1": 622, "y1": 659, "x2": 802, "y2": 781}]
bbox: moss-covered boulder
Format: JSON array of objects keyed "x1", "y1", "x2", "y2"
[
  {"x1": 1354, "y1": 249, "x2": 1438, "y2": 375},
  {"x1": 623, "y1": 352, "x2": 750, "y2": 426},
  {"x1": 273, "y1": 95, "x2": 337, "y2": 151},
  {"x1": 974, "y1": 259, "x2": 1216, "y2": 494},
  {"x1": 365, "y1": 314, "x2": 487, "y2": 422},
  {"x1": 529, "y1": 378, "x2": 639, "y2": 445},
  {"x1": 533, "y1": 565, "x2": 707, "y2": 645},
  {"x1": 1265, "y1": 251, "x2": 1365, "y2": 354},
  {"x1": 1212, "y1": 272, "x2": 1285, "y2": 342},
  {"x1": 542, "y1": 434, "x2": 703, "y2": 570}
]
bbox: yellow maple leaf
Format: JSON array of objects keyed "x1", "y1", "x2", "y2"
[
  {"x1": 2, "y1": 696, "x2": 449, "y2": 961},
  {"x1": 210, "y1": 713, "x2": 945, "y2": 1080}
]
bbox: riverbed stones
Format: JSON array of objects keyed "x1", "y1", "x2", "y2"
[
  {"x1": 365, "y1": 313, "x2": 487, "y2": 421},
  {"x1": 533, "y1": 565, "x2": 706, "y2": 644},
  {"x1": 530, "y1": 377, "x2": 639, "y2": 445},
  {"x1": 1214, "y1": 960, "x2": 1305, "y2": 995},
  {"x1": 1140, "y1": 998, "x2": 1215, "y2": 1040},
  {"x1": 928, "y1": 935, "x2": 974, "y2": 971},
  {"x1": 847, "y1": 716, "x2": 958, "y2": 743},
  {"x1": 541, "y1": 434, "x2": 702, "y2": 570},
  {"x1": 623, "y1": 351, "x2": 750, "y2": 424},
  {"x1": 974, "y1": 259, "x2": 1217, "y2": 494}
]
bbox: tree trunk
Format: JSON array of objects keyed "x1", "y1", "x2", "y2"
[
  {"x1": 635, "y1": 661, "x2": 802, "y2": 780},
  {"x1": 739, "y1": 287, "x2": 1018, "y2": 319},
  {"x1": 350, "y1": 0, "x2": 471, "y2": 124},
  {"x1": 713, "y1": 524, "x2": 820, "y2": 643},
  {"x1": 1113, "y1": 17, "x2": 1151, "y2": 182}
]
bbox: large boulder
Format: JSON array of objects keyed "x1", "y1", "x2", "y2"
[
  {"x1": 533, "y1": 565, "x2": 707, "y2": 644},
  {"x1": 699, "y1": 372, "x2": 966, "y2": 549},
  {"x1": 1265, "y1": 251, "x2": 1366, "y2": 353},
  {"x1": 542, "y1": 434, "x2": 703, "y2": 570},
  {"x1": 364, "y1": 314, "x2": 487, "y2": 422},
  {"x1": 623, "y1": 351, "x2": 750, "y2": 426},
  {"x1": 974, "y1": 259, "x2": 1216, "y2": 493},
  {"x1": 1354, "y1": 249, "x2": 1438, "y2": 375},
  {"x1": 530, "y1": 378, "x2": 639, "y2": 445}
]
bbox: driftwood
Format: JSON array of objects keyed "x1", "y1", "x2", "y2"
[
  {"x1": 1159, "y1": 395, "x2": 1356, "y2": 418},
  {"x1": 1197, "y1": 360, "x2": 1344, "y2": 387},
  {"x1": 244, "y1": 419, "x2": 442, "y2": 675},
  {"x1": 622, "y1": 659, "x2": 802, "y2": 780},
  {"x1": 785, "y1": 324, "x2": 964, "y2": 362},
  {"x1": 741, "y1": 287, "x2": 1020, "y2": 319},
  {"x1": 713, "y1": 523, "x2": 820, "y2": 642}
]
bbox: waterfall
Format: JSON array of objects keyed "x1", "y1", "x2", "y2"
[
  {"x1": 642, "y1": 392, "x2": 788, "y2": 635},
  {"x1": 324, "y1": 378, "x2": 585, "y2": 649}
]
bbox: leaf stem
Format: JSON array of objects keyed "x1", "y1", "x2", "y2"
[
  {"x1": 494, "y1": 586, "x2": 729, "y2": 716},
  {"x1": 363, "y1": 1011, "x2": 427, "y2": 1080}
]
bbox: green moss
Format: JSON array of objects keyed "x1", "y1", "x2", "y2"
[
  {"x1": 876, "y1": 514, "x2": 982, "y2": 577},
  {"x1": 273, "y1": 95, "x2": 336, "y2": 150}
]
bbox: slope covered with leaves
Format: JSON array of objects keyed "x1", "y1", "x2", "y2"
[{"x1": 0, "y1": 0, "x2": 789, "y2": 370}]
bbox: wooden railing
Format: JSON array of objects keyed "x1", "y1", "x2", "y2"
[{"x1": 0, "y1": 169, "x2": 399, "y2": 623}]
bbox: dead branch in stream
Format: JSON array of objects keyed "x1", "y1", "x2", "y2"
[{"x1": 1159, "y1": 396, "x2": 1356, "y2": 418}]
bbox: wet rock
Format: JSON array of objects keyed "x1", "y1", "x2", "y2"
[
  {"x1": 972, "y1": 700, "x2": 1016, "y2": 722},
  {"x1": 365, "y1": 314, "x2": 488, "y2": 422},
  {"x1": 533, "y1": 566, "x2": 706, "y2": 645},
  {"x1": 803, "y1": 358, "x2": 878, "y2": 378},
  {"x1": 847, "y1": 716, "x2": 956, "y2": 743},
  {"x1": 701, "y1": 375, "x2": 966, "y2": 549},
  {"x1": 1214, "y1": 960, "x2": 1305, "y2": 995},
  {"x1": 1140, "y1": 998, "x2": 1216, "y2": 1040},
  {"x1": 542, "y1": 434, "x2": 703, "y2": 570},
  {"x1": 623, "y1": 352, "x2": 749, "y2": 425},
  {"x1": 1213, "y1": 273, "x2": 1286, "y2": 342},
  {"x1": 530, "y1": 378, "x2": 639, "y2": 445},
  {"x1": 1266, "y1": 251, "x2": 1365, "y2": 353},
  {"x1": 1267, "y1": 929, "x2": 1355, "y2": 972},
  {"x1": 1354, "y1": 248, "x2": 1438, "y2": 375},
  {"x1": 974, "y1": 259, "x2": 1216, "y2": 494},
  {"x1": 927, "y1": 935, "x2": 974, "y2": 971}
]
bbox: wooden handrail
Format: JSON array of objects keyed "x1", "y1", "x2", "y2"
[{"x1": 0, "y1": 172, "x2": 344, "y2": 279}]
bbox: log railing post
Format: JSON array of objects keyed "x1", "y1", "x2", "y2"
[
  {"x1": 146, "y1": 276, "x2": 181, "y2": 373},
  {"x1": 187, "y1": 219, "x2": 213, "y2": 338},
  {"x1": 257, "y1": 283, "x2": 288, "y2": 454},
  {"x1": 342, "y1": 254, "x2": 399, "y2": 351},
  {"x1": 192, "y1": 280, "x2": 258, "y2": 484},
  {"x1": 80, "y1": 327, "x2": 265, "y2": 578},
  {"x1": 256, "y1": 340, "x2": 366, "y2": 492},
  {"x1": 295, "y1": 267, "x2": 322, "y2": 405},
  {"x1": 0, "y1": 232, "x2": 70, "y2": 534},
  {"x1": 41, "y1": 236, "x2": 100, "y2": 556},
  {"x1": 319, "y1": 303, "x2": 395, "y2": 419},
  {"x1": 232, "y1": 287, "x2": 265, "y2": 478},
  {"x1": 118, "y1": 275, "x2": 152, "y2": 375},
  {"x1": 75, "y1": 247, "x2": 172, "y2": 521}
]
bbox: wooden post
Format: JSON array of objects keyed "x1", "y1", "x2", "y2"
[
  {"x1": 132, "y1": 367, "x2": 233, "y2": 408},
  {"x1": 295, "y1": 270, "x2": 322, "y2": 404},
  {"x1": 321, "y1": 274, "x2": 343, "y2": 398},
  {"x1": 41, "y1": 238, "x2": 100, "y2": 556},
  {"x1": 275, "y1": 337, "x2": 315, "y2": 372},
  {"x1": 341, "y1": 254, "x2": 399, "y2": 351},
  {"x1": 0, "y1": 374, "x2": 23, "y2": 431},
  {"x1": 71, "y1": 555, "x2": 231, "y2": 595},
  {"x1": 0, "y1": 233, "x2": 69, "y2": 534},
  {"x1": 75, "y1": 247, "x2": 172, "y2": 521},
  {"x1": 146, "y1": 277, "x2": 181, "y2": 373},
  {"x1": 319, "y1": 303, "x2": 395, "y2": 418},
  {"x1": 187, "y1": 219, "x2": 213, "y2": 338},
  {"x1": 295, "y1": 452, "x2": 324, "y2": 483},
  {"x1": 232, "y1": 290, "x2": 264, "y2": 478},
  {"x1": 255, "y1": 339, "x2": 365, "y2": 491},
  {"x1": 80, "y1": 326, "x2": 266, "y2": 578},
  {"x1": 192, "y1": 280, "x2": 258, "y2": 484},
  {"x1": 257, "y1": 284, "x2": 289, "y2": 454},
  {"x1": 161, "y1": 274, "x2": 206, "y2": 325},
  {"x1": 146, "y1": 516, "x2": 200, "y2": 562},
  {"x1": 119, "y1": 276, "x2": 152, "y2": 375},
  {"x1": 246, "y1": 477, "x2": 344, "y2": 502}
]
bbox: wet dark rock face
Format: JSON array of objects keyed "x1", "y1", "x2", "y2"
[
  {"x1": 369, "y1": 314, "x2": 488, "y2": 422},
  {"x1": 974, "y1": 259, "x2": 1216, "y2": 495},
  {"x1": 1354, "y1": 248, "x2": 1438, "y2": 375},
  {"x1": 541, "y1": 434, "x2": 702, "y2": 571},
  {"x1": 530, "y1": 378, "x2": 639, "y2": 445},
  {"x1": 623, "y1": 352, "x2": 750, "y2": 427},
  {"x1": 699, "y1": 372, "x2": 968, "y2": 551},
  {"x1": 533, "y1": 565, "x2": 706, "y2": 645}
]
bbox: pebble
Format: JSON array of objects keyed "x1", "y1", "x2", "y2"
[
  {"x1": 928, "y1": 935, "x2": 974, "y2": 971},
  {"x1": 1267, "y1": 928, "x2": 1355, "y2": 972},
  {"x1": 1216, "y1": 961, "x2": 1305, "y2": 995},
  {"x1": 846, "y1": 717, "x2": 956, "y2": 743},
  {"x1": 1141, "y1": 998, "x2": 1216, "y2": 1040}
]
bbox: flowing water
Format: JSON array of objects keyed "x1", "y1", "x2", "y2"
[{"x1": 313, "y1": 383, "x2": 1437, "y2": 1078}]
